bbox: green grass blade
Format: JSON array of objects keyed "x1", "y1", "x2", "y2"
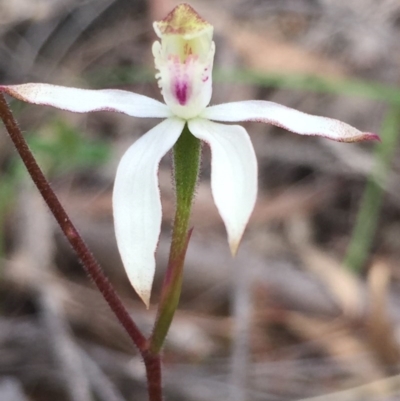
[{"x1": 344, "y1": 106, "x2": 400, "y2": 273}]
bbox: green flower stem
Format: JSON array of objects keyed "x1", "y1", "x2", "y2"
[
  {"x1": 149, "y1": 124, "x2": 201, "y2": 354},
  {"x1": 344, "y1": 106, "x2": 400, "y2": 272}
]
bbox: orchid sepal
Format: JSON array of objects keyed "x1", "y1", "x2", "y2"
[
  {"x1": 201, "y1": 100, "x2": 380, "y2": 143},
  {"x1": 188, "y1": 118, "x2": 258, "y2": 255},
  {"x1": 0, "y1": 83, "x2": 172, "y2": 118},
  {"x1": 113, "y1": 117, "x2": 185, "y2": 307}
]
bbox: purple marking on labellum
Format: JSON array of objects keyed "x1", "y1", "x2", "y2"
[{"x1": 175, "y1": 81, "x2": 188, "y2": 105}]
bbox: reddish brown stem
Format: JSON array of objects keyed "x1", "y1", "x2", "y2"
[
  {"x1": 150, "y1": 228, "x2": 193, "y2": 353},
  {"x1": 143, "y1": 351, "x2": 163, "y2": 401},
  {"x1": 0, "y1": 93, "x2": 147, "y2": 351}
]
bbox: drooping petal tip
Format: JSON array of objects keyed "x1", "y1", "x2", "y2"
[
  {"x1": 0, "y1": 84, "x2": 34, "y2": 103},
  {"x1": 229, "y1": 238, "x2": 241, "y2": 257},
  {"x1": 139, "y1": 290, "x2": 151, "y2": 309},
  {"x1": 360, "y1": 132, "x2": 381, "y2": 142},
  {"x1": 331, "y1": 131, "x2": 381, "y2": 143}
]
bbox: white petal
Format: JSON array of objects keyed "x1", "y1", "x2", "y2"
[
  {"x1": 0, "y1": 83, "x2": 172, "y2": 118},
  {"x1": 188, "y1": 118, "x2": 257, "y2": 255},
  {"x1": 201, "y1": 100, "x2": 379, "y2": 142},
  {"x1": 113, "y1": 118, "x2": 185, "y2": 307}
]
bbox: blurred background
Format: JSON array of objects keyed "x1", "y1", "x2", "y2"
[{"x1": 1, "y1": 0, "x2": 400, "y2": 400}]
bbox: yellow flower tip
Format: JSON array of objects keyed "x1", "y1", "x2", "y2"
[
  {"x1": 359, "y1": 132, "x2": 381, "y2": 142},
  {"x1": 137, "y1": 289, "x2": 151, "y2": 309},
  {"x1": 337, "y1": 132, "x2": 381, "y2": 143},
  {"x1": 0, "y1": 84, "x2": 36, "y2": 103},
  {"x1": 153, "y1": 3, "x2": 212, "y2": 39},
  {"x1": 229, "y1": 238, "x2": 241, "y2": 257}
]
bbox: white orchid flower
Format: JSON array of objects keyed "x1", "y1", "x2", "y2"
[{"x1": 0, "y1": 3, "x2": 378, "y2": 306}]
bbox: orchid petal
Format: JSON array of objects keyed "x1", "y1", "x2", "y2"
[
  {"x1": 113, "y1": 118, "x2": 185, "y2": 307},
  {"x1": 188, "y1": 118, "x2": 257, "y2": 255},
  {"x1": 0, "y1": 83, "x2": 172, "y2": 118},
  {"x1": 201, "y1": 100, "x2": 379, "y2": 142}
]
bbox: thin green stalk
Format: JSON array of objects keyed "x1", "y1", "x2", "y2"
[
  {"x1": 344, "y1": 106, "x2": 400, "y2": 272},
  {"x1": 149, "y1": 125, "x2": 201, "y2": 354}
]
